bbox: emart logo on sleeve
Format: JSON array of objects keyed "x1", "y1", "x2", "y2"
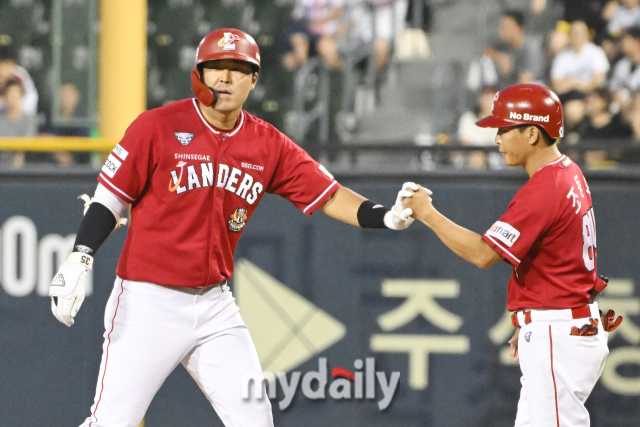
[
  {"x1": 486, "y1": 221, "x2": 520, "y2": 247},
  {"x1": 102, "y1": 154, "x2": 122, "y2": 178}
]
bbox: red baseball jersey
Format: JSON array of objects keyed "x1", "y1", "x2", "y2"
[
  {"x1": 482, "y1": 155, "x2": 597, "y2": 311},
  {"x1": 98, "y1": 99, "x2": 340, "y2": 287}
]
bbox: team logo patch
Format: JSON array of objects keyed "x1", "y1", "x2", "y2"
[
  {"x1": 559, "y1": 126, "x2": 564, "y2": 138},
  {"x1": 218, "y1": 32, "x2": 241, "y2": 51},
  {"x1": 169, "y1": 161, "x2": 188, "y2": 193},
  {"x1": 229, "y1": 207, "x2": 248, "y2": 232},
  {"x1": 486, "y1": 221, "x2": 520, "y2": 248},
  {"x1": 525, "y1": 332, "x2": 532, "y2": 342},
  {"x1": 491, "y1": 91, "x2": 499, "y2": 112},
  {"x1": 561, "y1": 157, "x2": 571, "y2": 168},
  {"x1": 174, "y1": 132, "x2": 195, "y2": 146},
  {"x1": 51, "y1": 274, "x2": 66, "y2": 287},
  {"x1": 75, "y1": 245, "x2": 93, "y2": 254}
]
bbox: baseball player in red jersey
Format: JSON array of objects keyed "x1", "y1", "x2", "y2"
[
  {"x1": 47, "y1": 29, "x2": 416, "y2": 427},
  {"x1": 403, "y1": 84, "x2": 622, "y2": 426}
]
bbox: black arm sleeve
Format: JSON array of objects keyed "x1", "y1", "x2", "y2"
[{"x1": 72, "y1": 203, "x2": 118, "y2": 256}]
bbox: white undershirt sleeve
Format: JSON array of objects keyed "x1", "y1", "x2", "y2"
[{"x1": 94, "y1": 183, "x2": 130, "y2": 216}]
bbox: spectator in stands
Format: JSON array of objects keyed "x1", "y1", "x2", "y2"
[
  {"x1": 550, "y1": 21, "x2": 609, "y2": 95},
  {"x1": 605, "y1": 0, "x2": 640, "y2": 38},
  {"x1": 39, "y1": 82, "x2": 91, "y2": 165},
  {"x1": 561, "y1": 0, "x2": 608, "y2": 40},
  {"x1": 0, "y1": 79, "x2": 38, "y2": 137},
  {"x1": 281, "y1": 0, "x2": 403, "y2": 72},
  {"x1": 349, "y1": 0, "x2": 409, "y2": 71},
  {"x1": 42, "y1": 83, "x2": 90, "y2": 137},
  {"x1": 0, "y1": 79, "x2": 38, "y2": 167},
  {"x1": 0, "y1": 46, "x2": 38, "y2": 116},
  {"x1": 468, "y1": 10, "x2": 545, "y2": 91},
  {"x1": 501, "y1": 0, "x2": 564, "y2": 37},
  {"x1": 627, "y1": 89, "x2": 640, "y2": 139},
  {"x1": 457, "y1": 86, "x2": 499, "y2": 146},
  {"x1": 548, "y1": 1, "x2": 611, "y2": 63},
  {"x1": 280, "y1": 0, "x2": 347, "y2": 70},
  {"x1": 456, "y1": 86, "x2": 504, "y2": 169},
  {"x1": 560, "y1": 89, "x2": 590, "y2": 144},
  {"x1": 609, "y1": 26, "x2": 640, "y2": 112},
  {"x1": 583, "y1": 87, "x2": 632, "y2": 139}
]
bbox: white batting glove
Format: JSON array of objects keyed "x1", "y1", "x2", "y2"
[
  {"x1": 49, "y1": 253, "x2": 92, "y2": 326},
  {"x1": 384, "y1": 182, "x2": 429, "y2": 230}
]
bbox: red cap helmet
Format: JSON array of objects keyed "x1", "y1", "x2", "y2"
[
  {"x1": 191, "y1": 28, "x2": 261, "y2": 106},
  {"x1": 475, "y1": 84, "x2": 564, "y2": 139}
]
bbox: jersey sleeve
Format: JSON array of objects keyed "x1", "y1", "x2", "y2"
[
  {"x1": 482, "y1": 177, "x2": 557, "y2": 267},
  {"x1": 97, "y1": 112, "x2": 156, "y2": 203},
  {"x1": 267, "y1": 134, "x2": 340, "y2": 216}
]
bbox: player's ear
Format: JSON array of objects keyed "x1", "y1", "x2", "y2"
[
  {"x1": 251, "y1": 71, "x2": 259, "y2": 89},
  {"x1": 528, "y1": 126, "x2": 539, "y2": 146}
]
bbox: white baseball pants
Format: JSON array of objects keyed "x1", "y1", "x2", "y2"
[
  {"x1": 79, "y1": 277, "x2": 273, "y2": 427},
  {"x1": 514, "y1": 303, "x2": 609, "y2": 427}
]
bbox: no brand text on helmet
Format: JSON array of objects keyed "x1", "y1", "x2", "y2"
[{"x1": 510, "y1": 112, "x2": 549, "y2": 122}]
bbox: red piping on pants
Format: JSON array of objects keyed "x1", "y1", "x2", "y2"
[
  {"x1": 549, "y1": 325, "x2": 560, "y2": 427},
  {"x1": 90, "y1": 278, "x2": 125, "y2": 426}
]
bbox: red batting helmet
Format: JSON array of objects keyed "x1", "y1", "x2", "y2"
[
  {"x1": 475, "y1": 84, "x2": 564, "y2": 139},
  {"x1": 191, "y1": 28, "x2": 261, "y2": 106}
]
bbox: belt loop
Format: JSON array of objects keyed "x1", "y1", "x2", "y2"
[
  {"x1": 511, "y1": 312, "x2": 520, "y2": 327},
  {"x1": 516, "y1": 311, "x2": 525, "y2": 327}
]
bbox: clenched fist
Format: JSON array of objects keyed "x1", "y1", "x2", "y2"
[{"x1": 401, "y1": 183, "x2": 434, "y2": 223}]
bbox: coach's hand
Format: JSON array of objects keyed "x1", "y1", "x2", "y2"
[
  {"x1": 384, "y1": 182, "x2": 419, "y2": 230},
  {"x1": 402, "y1": 183, "x2": 433, "y2": 222},
  {"x1": 49, "y1": 253, "x2": 92, "y2": 326}
]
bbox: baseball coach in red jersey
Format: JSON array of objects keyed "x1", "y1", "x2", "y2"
[
  {"x1": 402, "y1": 84, "x2": 622, "y2": 427},
  {"x1": 47, "y1": 28, "x2": 417, "y2": 427}
]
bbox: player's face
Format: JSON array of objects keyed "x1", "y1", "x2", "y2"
[
  {"x1": 495, "y1": 126, "x2": 530, "y2": 167},
  {"x1": 201, "y1": 59, "x2": 258, "y2": 112}
]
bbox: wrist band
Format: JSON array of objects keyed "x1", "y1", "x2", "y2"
[
  {"x1": 67, "y1": 252, "x2": 94, "y2": 270},
  {"x1": 357, "y1": 200, "x2": 389, "y2": 228}
]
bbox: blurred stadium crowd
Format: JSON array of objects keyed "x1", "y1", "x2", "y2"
[{"x1": 0, "y1": 0, "x2": 639, "y2": 170}]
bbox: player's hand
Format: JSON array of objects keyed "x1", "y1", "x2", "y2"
[
  {"x1": 402, "y1": 184, "x2": 433, "y2": 223},
  {"x1": 508, "y1": 328, "x2": 520, "y2": 363},
  {"x1": 49, "y1": 261, "x2": 89, "y2": 326},
  {"x1": 384, "y1": 182, "x2": 419, "y2": 230}
]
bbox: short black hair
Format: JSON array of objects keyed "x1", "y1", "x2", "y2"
[
  {"x1": 503, "y1": 10, "x2": 526, "y2": 29},
  {"x1": 625, "y1": 26, "x2": 640, "y2": 41},
  {"x1": 517, "y1": 124, "x2": 556, "y2": 146},
  {"x1": 590, "y1": 87, "x2": 611, "y2": 104},
  {"x1": 559, "y1": 89, "x2": 585, "y2": 104},
  {"x1": 0, "y1": 45, "x2": 17, "y2": 62}
]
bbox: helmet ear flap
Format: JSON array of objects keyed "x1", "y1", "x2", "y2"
[{"x1": 190, "y1": 66, "x2": 218, "y2": 107}]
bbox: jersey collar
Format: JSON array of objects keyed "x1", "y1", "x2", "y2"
[
  {"x1": 192, "y1": 98, "x2": 245, "y2": 138},
  {"x1": 536, "y1": 154, "x2": 566, "y2": 173}
]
